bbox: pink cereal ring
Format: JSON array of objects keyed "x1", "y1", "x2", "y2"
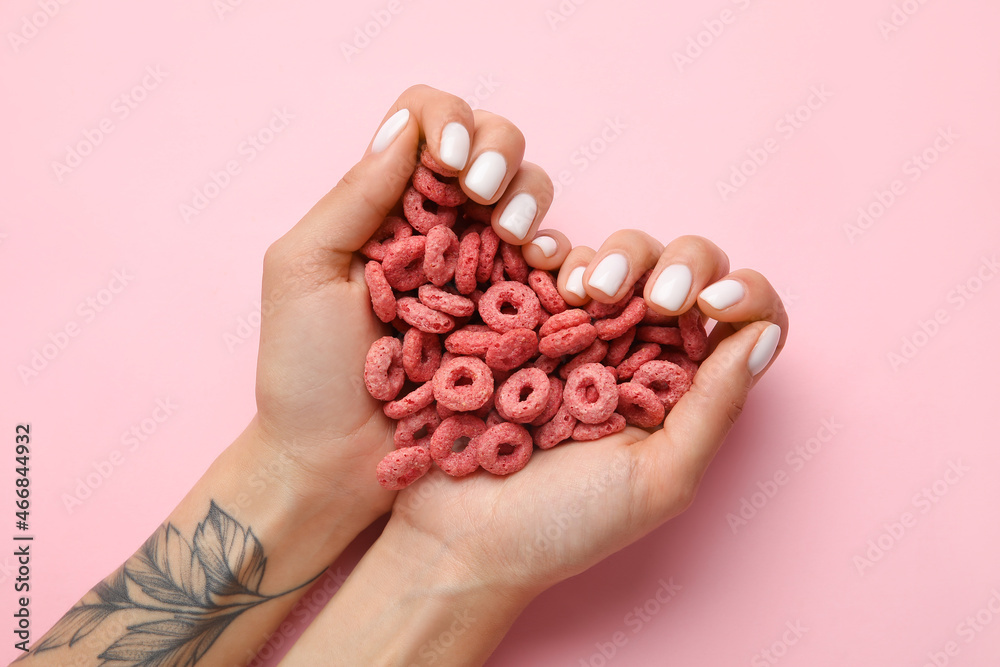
[
  {"x1": 429, "y1": 415, "x2": 485, "y2": 477},
  {"x1": 528, "y1": 269, "x2": 568, "y2": 314},
  {"x1": 532, "y1": 404, "x2": 577, "y2": 450},
  {"x1": 423, "y1": 225, "x2": 460, "y2": 286},
  {"x1": 432, "y1": 356, "x2": 494, "y2": 411},
  {"x1": 572, "y1": 413, "x2": 626, "y2": 441},
  {"x1": 563, "y1": 363, "x2": 618, "y2": 424},
  {"x1": 364, "y1": 261, "x2": 397, "y2": 323},
  {"x1": 383, "y1": 381, "x2": 435, "y2": 420},
  {"x1": 485, "y1": 328, "x2": 538, "y2": 371},
  {"x1": 530, "y1": 377, "x2": 564, "y2": 426},
  {"x1": 585, "y1": 286, "x2": 634, "y2": 319},
  {"x1": 420, "y1": 143, "x2": 459, "y2": 177},
  {"x1": 495, "y1": 367, "x2": 551, "y2": 423},
  {"x1": 403, "y1": 186, "x2": 458, "y2": 234},
  {"x1": 632, "y1": 360, "x2": 693, "y2": 410},
  {"x1": 604, "y1": 327, "x2": 636, "y2": 367},
  {"x1": 501, "y1": 242, "x2": 529, "y2": 283},
  {"x1": 679, "y1": 307, "x2": 708, "y2": 361},
  {"x1": 402, "y1": 328, "x2": 442, "y2": 382},
  {"x1": 445, "y1": 325, "x2": 500, "y2": 356},
  {"x1": 412, "y1": 164, "x2": 468, "y2": 207},
  {"x1": 478, "y1": 281, "x2": 543, "y2": 333},
  {"x1": 476, "y1": 226, "x2": 500, "y2": 282},
  {"x1": 533, "y1": 354, "x2": 561, "y2": 374},
  {"x1": 454, "y1": 231, "x2": 481, "y2": 295},
  {"x1": 393, "y1": 405, "x2": 441, "y2": 449},
  {"x1": 360, "y1": 216, "x2": 413, "y2": 261},
  {"x1": 474, "y1": 423, "x2": 533, "y2": 475},
  {"x1": 490, "y1": 256, "x2": 505, "y2": 284},
  {"x1": 538, "y1": 323, "x2": 598, "y2": 357},
  {"x1": 616, "y1": 382, "x2": 665, "y2": 428},
  {"x1": 595, "y1": 297, "x2": 647, "y2": 341},
  {"x1": 559, "y1": 338, "x2": 609, "y2": 379},
  {"x1": 364, "y1": 336, "x2": 405, "y2": 401},
  {"x1": 418, "y1": 284, "x2": 474, "y2": 317},
  {"x1": 396, "y1": 297, "x2": 455, "y2": 334},
  {"x1": 616, "y1": 342, "x2": 661, "y2": 380},
  {"x1": 636, "y1": 326, "x2": 683, "y2": 346},
  {"x1": 376, "y1": 446, "x2": 432, "y2": 490},
  {"x1": 539, "y1": 308, "x2": 590, "y2": 337},
  {"x1": 381, "y1": 236, "x2": 428, "y2": 291}
]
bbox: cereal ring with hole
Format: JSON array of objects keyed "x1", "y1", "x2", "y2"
[
  {"x1": 563, "y1": 363, "x2": 618, "y2": 424},
  {"x1": 396, "y1": 297, "x2": 455, "y2": 334},
  {"x1": 402, "y1": 328, "x2": 442, "y2": 382},
  {"x1": 383, "y1": 382, "x2": 435, "y2": 420},
  {"x1": 393, "y1": 405, "x2": 441, "y2": 449},
  {"x1": 364, "y1": 336, "x2": 405, "y2": 401},
  {"x1": 429, "y1": 415, "x2": 485, "y2": 477},
  {"x1": 636, "y1": 326, "x2": 683, "y2": 346},
  {"x1": 532, "y1": 404, "x2": 577, "y2": 450},
  {"x1": 478, "y1": 281, "x2": 542, "y2": 333},
  {"x1": 659, "y1": 350, "x2": 699, "y2": 382},
  {"x1": 530, "y1": 377, "x2": 563, "y2": 426},
  {"x1": 412, "y1": 164, "x2": 468, "y2": 207},
  {"x1": 616, "y1": 382, "x2": 665, "y2": 428},
  {"x1": 485, "y1": 328, "x2": 538, "y2": 371},
  {"x1": 432, "y1": 356, "x2": 494, "y2": 411},
  {"x1": 454, "y1": 232, "x2": 480, "y2": 295},
  {"x1": 474, "y1": 423, "x2": 533, "y2": 475},
  {"x1": 501, "y1": 242, "x2": 529, "y2": 283},
  {"x1": 632, "y1": 360, "x2": 692, "y2": 410},
  {"x1": 495, "y1": 367, "x2": 550, "y2": 423},
  {"x1": 538, "y1": 323, "x2": 598, "y2": 357},
  {"x1": 360, "y1": 216, "x2": 413, "y2": 261},
  {"x1": 444, "y1": 325, "x2": 500, "y2": 356},
  {"x1": 376, "y1": 446, "x2": 432, "y2": 490},
  {"x1": 616, "y1": 342, "x2": 661, "y2": 380},
  {"x1": 679, "y1": 307, "x2": 708, "y2": 361},
  {"x1": 403, "y1": 186, "x2": 458, "y2": 234},
  {"x1": 364, "y1": 261, "x2": 397, "y2": 323},
  {"x1": 420, "y1": 143, "x2": 459, "y2": 177},
  {"x1": 539, "y1": 309, "x2": 590, "y2": 338},
  {"x1": 585, "y1": 286, "x2": 634, "y2": 319},
  {"x1": 463, "y1": 200, "x2": 494, "y2": 224},
  {"x1": 559, "y1": 338, "x2": 609, "y2": 379},
  {"x1": 595, "y1": 297, "x2": 647, "y2": 341},
  {"x1": 424, "y1": 225, "x2": 460, "y2": 286},
  {"x1": 528, "y1": 269, "x2": 567, "y2": 314},
  {"x1": 418, "y1": 285, "x2": 474, "y2": 317},
  {"x1": 605, "y1": 327, "x2": 636, "y2": 367},
  {"x1": 382, "y1": 236, "x2": 428, "y2": 291},
  {"x1": 572, "y1": 413, "x2": 626, "y2": 441},
  {"x1": 477, "y1": 226, "x2": 500, "y2": 282}
]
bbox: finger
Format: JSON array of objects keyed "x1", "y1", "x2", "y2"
[
  {"x1": 521, "y1": 229, "x2": 571, "y2": 271},
  {"x1": 643, "y1": 235, "x2": 731, "y2": 315},
  {"x1": 702, "y1": 269, "x2": 789, "y2": 366},
  {"x1": 583, "y1": 230, "x2": 663, "y2": 303},
  {"x1": 629, "y1": 320, "x2": 783, "y2": 517},
  {"x1": 490, "y1": 161, "x2": 554, "y2": 245},
  {"x1": 461, "y1": 109, "x2": 526, "y2": 204},
  {"x1": 557, "y1": 246, "x2": 596, "y2": 307}
]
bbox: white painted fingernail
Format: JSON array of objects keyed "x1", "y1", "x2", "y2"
[
  {"x1": 699, "y1": 279, "x2": 745, "y2": 310},
  {"x1": 565, "y1": 266, "x2": 587, "y2": 298},
  {"x1": 439, "y1": 122, "x2": 470, "y2": 170},
  {"x1": 748, "y1": 324, "x2": 781, "y2": 376},
  {"x1": 497, "y1": 193, "x2": 537, "y2": 241},
  {"x1": 464, "y1": 151, "x2": 506, "y2": 200},
  {"x1": 530, "y1": 235, "x2": 557, "y2": 257},
  {"x1": 372, "y1": 109, "x2": 409, "y2": 153},
  {"x1": 649, "y1": 264, "x2": 692, "y2": 312},
  {"x1": 587, "y1": 253, "x2": 629, "y2": 297}
]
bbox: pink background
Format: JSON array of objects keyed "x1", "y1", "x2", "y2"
[{"x1": 3, "y1": 1, "x2": 1000, "y2": 665}]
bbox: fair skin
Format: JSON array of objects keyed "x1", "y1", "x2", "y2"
[{"x1": 20, "y1": 86, "x2": 785, "y2": 667}]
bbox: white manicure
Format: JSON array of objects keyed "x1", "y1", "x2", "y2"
[
  {"x1": 649, "y1": 264, "x2": 692, "y2": 312},
  {"x1": 565, "y1": 266, "x2": 587, "y2": 298},
  {"x1": 439, "y1": 122, "x2": 470, "y2": 170},
  {"x1": 464, "y1": 151, "x2": 507, "y2": 200},
  {"x1": 530, "y1": 235, "x2": 557, "y2": 257},
  {"x1": 372, "y1": 109, "x2": 409, "y2": 153},
  {"x1": 587, "y1": 253, "x2": 629, "y2": 297},
  {"x1": 497, "y1": 193, "x2": 537, "y2": 240},
  {"x1": 748, "y1": 324, "x2": 781, "y2": 376},
  {"x1": 699, "y1": 279, "x2": 745, "y2": 310}
]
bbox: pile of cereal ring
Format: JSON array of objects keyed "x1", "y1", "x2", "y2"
[{"x1": 364, "y1": 146, "x2": 707, "y2": 489}]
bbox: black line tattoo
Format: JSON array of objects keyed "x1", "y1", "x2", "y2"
[{"x1": 21, "y1": 501, "x2": 319, "y2": 666}]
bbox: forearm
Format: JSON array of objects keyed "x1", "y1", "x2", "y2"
[
  {"x1": 19, "y1": 420, "x2": 375, "y2": 667},
  {"x1": 281, "y1": 522, "x2": 538, "y2": 667}
]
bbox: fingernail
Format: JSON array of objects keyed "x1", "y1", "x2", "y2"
[
  {"x1": 530, "y1": 235, "x2": 557, "y2": 258},
  {"x1": 372, "y1": 109, "x2": 409, "y2": 153},
  {"x1": 748, "y1": 323, "x2": 781, "y2": 376},
  {"x1": 565, "y1": 266, "x2": 587, "y2": 299},
  {"x1": 587, "y1": 253, "x2": 629, "y2": 297},
  {"x1": 699, "y1": 279, "x2": 745, "y2": 310},
  {"x1": 497, "y1": 193, "x2": 537, "y2": 240},
  {"x1": 464, "y1": 151, "x2": 507, "y2": 200},
  {"x1": 649, "y1": 264, "x2": 692, "y2": 312},
  {"x1": 439, "y1": 122, "x2": 470, "y2": 170}
]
